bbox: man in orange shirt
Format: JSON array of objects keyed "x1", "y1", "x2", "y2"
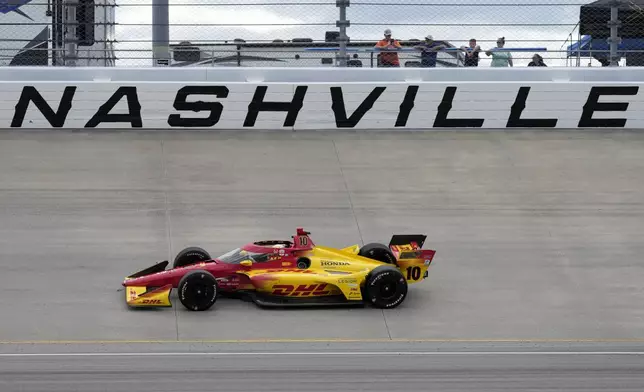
[{"x1": 375, "y1": 28, "x2": 402, "y2": 67}]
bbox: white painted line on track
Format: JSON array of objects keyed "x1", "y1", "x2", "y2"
[{"x1": 1, "y1": 351, "x2": 643, "y2": 357}]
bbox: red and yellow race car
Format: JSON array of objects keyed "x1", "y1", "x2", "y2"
[{"x1": 122, "y1": 228, "x2": 436, "y2": 311}]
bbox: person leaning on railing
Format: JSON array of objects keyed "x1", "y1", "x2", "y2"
[
  {"x1": 375, "y1": 28, "x2": 402, "y2": 67},
  {"x1": 485, "y1": 37, "x2": 513, "y2": 67},
  {"x1": 413, "y1": 35, "x2": 445, "y2": 67},
  {"x1": 460, "y1": 38, "x2": 481, "y2": 67}
]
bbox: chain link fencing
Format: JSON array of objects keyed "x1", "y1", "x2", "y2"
[{"x1": 0, "y1": 0, "x2": 643, "y2": 67}]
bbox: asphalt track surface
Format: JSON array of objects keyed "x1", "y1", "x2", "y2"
[
  {"x1": 0, "y1": 341, "x2": 643, "y2": 392},
  {"x1": 1, "y1": 129, "x2": 644, "y2": 390}
]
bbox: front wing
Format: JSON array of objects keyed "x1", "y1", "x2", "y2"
[{"x1": 125, "y1": 284, "x2": 172, "y2": 308}]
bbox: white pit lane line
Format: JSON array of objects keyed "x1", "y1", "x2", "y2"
[{"x1": 0, "y1": 351, "x2": 644, "y2": 357}]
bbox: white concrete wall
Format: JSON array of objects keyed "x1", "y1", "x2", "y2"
[{"x1": 1, "y1": 67, "x2": 643, "y2": 130}]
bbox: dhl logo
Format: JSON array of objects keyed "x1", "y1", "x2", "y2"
[
  {"x1": 271, "y1": 283, "x2": 330, "y2": 296},
  {"x1": 261, "y1": 269, "x2": 315, "y2": 274},
  {"x1": 140, "y1": 299, "x2": 163, "y2": 304}
]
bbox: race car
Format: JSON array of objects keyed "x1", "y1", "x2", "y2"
[{"x1": 122, "y1": 228, "x2": 436, "y2": 311}]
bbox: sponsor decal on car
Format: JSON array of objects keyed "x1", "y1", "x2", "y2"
[
  {"x1": 321, "y1": 260, "x2": 350, "y2": 267},
  {"x1": 257, "y1": 269, "x2": 315, "y2": 274},
  {"x1": 271, "y1": 283, "x2": 331, "y2": 296},
  {"x1": 141, "y1": 299, "x2": 163, "y2": 305}
]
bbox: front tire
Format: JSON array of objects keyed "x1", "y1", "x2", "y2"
[
  {"x1": 364, "y1": 266, "x2": 408, "y2": 309},
  {"x1": 178, "y1": 270, "x2": 218, "y2": 311},
  {"x1": 173, "y1": 246, "x2": 211, "y2": 268},
  {"x1": 359, "y1": 243, "x2": 397, "y2": 265}
]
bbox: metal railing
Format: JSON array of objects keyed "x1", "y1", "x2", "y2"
[{"x1": 1, "y1": 0, "x2": 643, "y2": 67}]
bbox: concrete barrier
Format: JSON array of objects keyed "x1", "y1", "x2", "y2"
[{"x1": 1, "y1": 67, "x2": 643, "y2": 130}]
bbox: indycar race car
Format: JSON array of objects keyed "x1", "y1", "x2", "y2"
[{"x1": 122, "y1": 228, "x2": 436, "y2": 311}]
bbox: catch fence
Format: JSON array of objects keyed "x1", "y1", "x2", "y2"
[{"x1": 0, "y1": 0, "x2": 642, "y2": 67}]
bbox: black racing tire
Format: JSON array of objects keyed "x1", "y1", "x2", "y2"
[
  {"x1": 359, "y1": 243, "x2": 397, "y2": 265},
  {"x1": 364, "y1": 266, "x2": 408, "y2": 309},
  {"x1": 173, "y1": 246, "x2": 211, "y2": 268},
  {"x1": 178, "y1": 270, "x2": 219, "y2": 311}
]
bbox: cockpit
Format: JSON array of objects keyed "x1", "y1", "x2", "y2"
[
  {"x1": 216, "y1": 248, "x2": 271, "y2": 264},
  {"x1": 252, "y1": 240, "x2": 293, "y2": 248}
]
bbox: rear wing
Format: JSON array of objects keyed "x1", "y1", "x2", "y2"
[
  {"x1": 388, "y1": 234, "x2": 427, "y2": 249},
  {"x1": 387, "y1": 234, "x2": 435, "y2": 284},
  {"x1": 388, "y1": 234, "x2": 435, "y2": 264}
]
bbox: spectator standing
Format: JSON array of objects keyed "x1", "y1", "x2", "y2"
[
  {"x1": 460, "y1": 38, "x2": 481, "y2": 67},
  {"x1": 528, "y1": 53, "x2": 546, "y2": 66},
  {"x1": 414, "y1": 34, "x2": 445, "y2": 67},
  {"x1": 486, "y1": 37, "x2": 513, "y2": 67},
  {"x1": 375, "y1": 29, "x2": 402, "y2": 67}
]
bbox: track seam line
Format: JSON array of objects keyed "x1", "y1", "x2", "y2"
[
  {"x1": 382, "y1": 310, "x2": 393, "y2": 341},
  {"x1": 332, "y1": 140, "x2": 391, "y2": 341},
  {"x1": 160, "y1": 139, "x2": 179, "y2": 342},
  {"x1": 332, "y1": 139, "x2": 364, "y2": 246}
]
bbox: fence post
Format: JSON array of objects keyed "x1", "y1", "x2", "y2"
[
  {"x1": 64, "y1": 0, "x2": 78, "y2": 66},
  {"x1": 607, "y1": 0, "x2": 622, "y2": 66},
  {"x1": 336, "y1": 0, "x2": 350, "y2": 67},
  {"x1": 152, "y1": 0, "x2": 170, "y2": 66}
]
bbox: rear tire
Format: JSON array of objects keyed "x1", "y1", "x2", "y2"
[
  {"x1": 178, "y1": 270, "x2": 218, "y2": 311},
  {"x1": 173, "y1": 247, "x2": 211, "y2": 268},
  {"x1": 359, "y1": 243, "x2": 397, "y2": 265},
  {"x1": 364, "y1": 266, "x2": 407, "y2": 309}
]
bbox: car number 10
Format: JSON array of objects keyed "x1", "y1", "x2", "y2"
[{"x1": 406, "y1": 266, "x2": 422, "y2": 281}]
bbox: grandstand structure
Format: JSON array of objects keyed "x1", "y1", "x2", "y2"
[
  {"x1": 0, "y1": 0, "x2": 116, "y2": 66},
  {"x1": 169, "y1": 35, "x2": 463, "y2": 68},
  {"x1": 566, "y1": 0, "x2": 644, "y2": 66}
]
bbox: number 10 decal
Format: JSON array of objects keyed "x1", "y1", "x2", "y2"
[
  {"x1": 299, "y1": 236, "x2": 308, "y2": 246},
  {"x1": 406, "y1": 266, "x2": 421, "y2": 280}
]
